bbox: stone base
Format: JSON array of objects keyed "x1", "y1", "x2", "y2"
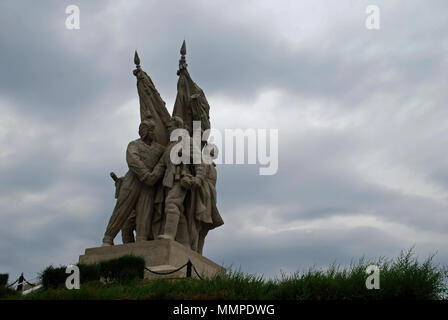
[{"x1": 78, "y1": 239, "x2": 225, "y2": 279}]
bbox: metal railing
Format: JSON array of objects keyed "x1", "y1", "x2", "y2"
[
  {"x1": 145, "y1": 259, "x2": 203, "y2": 279},
  {"x1": 6, "y1": 273, "x2": 39, "y2": 291}
]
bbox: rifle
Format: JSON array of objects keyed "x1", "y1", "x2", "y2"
[{"x1": 110, "y1": 171, "x2": 122, "y2": 199}]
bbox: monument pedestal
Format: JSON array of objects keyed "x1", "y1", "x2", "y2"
[{"x1": 78, "y1": 239, "x2": 225, "y2": 279}]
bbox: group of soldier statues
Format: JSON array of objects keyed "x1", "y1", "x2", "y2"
[{"x1": 101, "y1": 42, "x2": 223, "y2": 255}]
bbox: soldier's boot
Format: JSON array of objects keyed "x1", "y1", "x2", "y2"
[
  {"x1": 121, "y1": 213, "x2": 136, "y2": 244},
  {"x1": 157, "y1": 212, "x2": 180, "y2": 241},
  {"x1": 122, "y1": 229, "x2": 135, "y2": 244},
  {"x1": 102, "y1": 235, "x2": 114, "y2": 246}
]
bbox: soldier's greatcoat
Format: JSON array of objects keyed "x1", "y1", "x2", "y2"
[{"x1": 103, "y1": 139, "x2": 164, "y2": 244}]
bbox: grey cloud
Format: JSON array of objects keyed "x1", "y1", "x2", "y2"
[{"x1": 1, "y1": 0, "x2": 448, "y2": 282}]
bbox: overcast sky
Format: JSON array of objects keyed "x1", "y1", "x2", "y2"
[{"x1": 1, "y1": 0, "x2": 448, "y2": 281}]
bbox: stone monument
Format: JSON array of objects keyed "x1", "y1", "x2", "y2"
[{"x1": 79, "y1": 41, "x2": 225, "y2": 278}]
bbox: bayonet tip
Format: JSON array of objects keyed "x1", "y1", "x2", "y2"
[
  {"x1": 134, "y1": 50, "x2": 140, "y2": 66},
  {"x1": 180, "y1": 40, "x2": 186, "y2": 56}
]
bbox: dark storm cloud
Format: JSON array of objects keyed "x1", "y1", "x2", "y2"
[
  {"x1": 0, "y1": 1, "x2": 136, "y2": 121},
  {"x1": 1, "y1": 0, "x2": 448, "y2": 280},
  {"x1": 217, "y1": 136, "x2": 448, "y2": 236},
  {"x1": 206, "y1": 219, "x2": 447, "y2": 277}
]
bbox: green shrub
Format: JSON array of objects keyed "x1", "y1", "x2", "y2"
[
  {"x1": 99, "y1": 255, "x2": 145, "y2": 283},
  {"x1": 0, "y1": 274, "x2": 8, "y2": 287},
  {"x1": 40, "y1": 255, "x2": 145, "y2": 290},
  {"x1": 0, "y1": 286, "x2": 20, "y2": 299},
  {"x1": 268, "y1": 249, "x2": 448, "y2": 300},
  {"x1": 41, "y1": 266, "x2": 67, "y2": 289},
  {"x1": 29, "y1": 249, "x2": 447, "y2": 300},
  {"x1": 77, "y1": 263, "x2": 100, "y2": 284}
]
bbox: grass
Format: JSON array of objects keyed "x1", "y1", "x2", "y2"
[{"x1": 2, "y1": 248, "x2": 448, "y2": 300}]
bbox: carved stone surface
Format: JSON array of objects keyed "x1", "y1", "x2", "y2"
[
  {"x1": 79, "y1": 41, "x2": 225, "y2": 277},
  {"x1": 79, "y1": 239, "x2": 225, "y2": 279}
]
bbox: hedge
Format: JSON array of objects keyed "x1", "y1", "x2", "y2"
[
  {"x1": 99, "y1": 255, "x2": 145, "y2": 283},
  {"x1": 0, "y1": 274, "x2": 8, "y2": 287},
  {"x1": 41, "y1": 255, "x2": 145, "y2": 288}
]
